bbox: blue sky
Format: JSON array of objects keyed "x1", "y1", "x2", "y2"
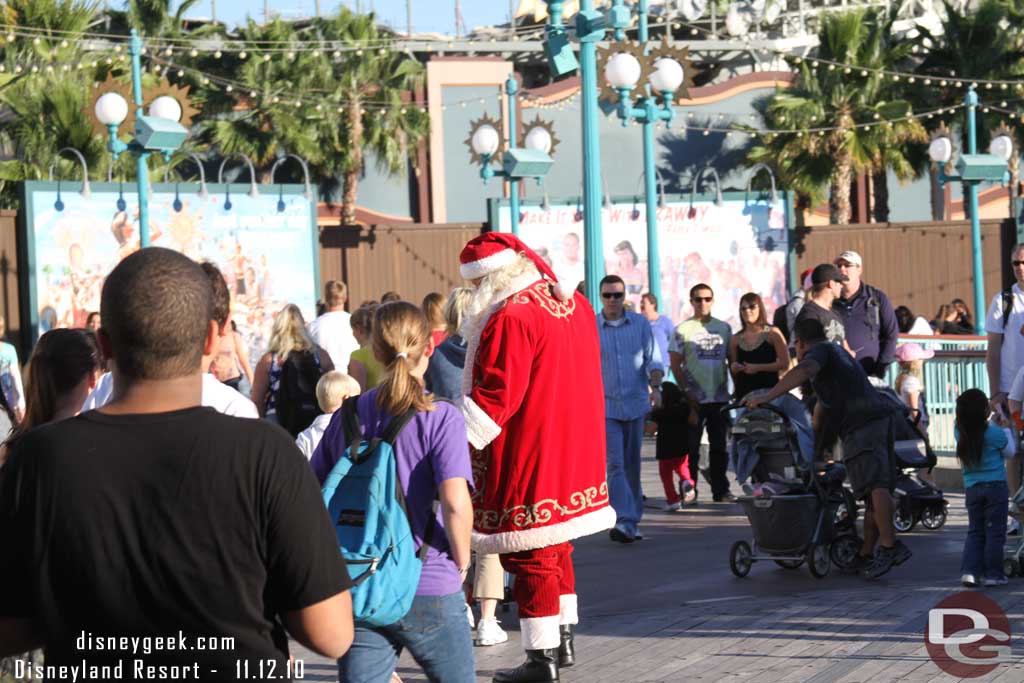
[{"x1": 183, "y1": 1, "x2": 512, "y2": 35}]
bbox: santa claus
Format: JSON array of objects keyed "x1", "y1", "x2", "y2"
[{"x1": 459, "y1": 233, "x2": 614, "y2": 683}]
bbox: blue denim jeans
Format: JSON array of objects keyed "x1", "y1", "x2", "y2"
[
  {"x1": 337, "y1": 591, "x2": 475, "y2": 683},
  {"x1": 962, "y1": 480, "x2": 1009, "y2": 580},
  {"x1": 606, "y1": 417, "x2": 645, "y2": 536}
]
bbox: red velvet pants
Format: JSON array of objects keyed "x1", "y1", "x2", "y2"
[{"x1": 499, "y1": 541, "x2": 575, "y2": 619}]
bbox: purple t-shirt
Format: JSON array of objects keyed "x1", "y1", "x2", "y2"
[{"x1": 311, "y1": 390, "x2": 473, "y2": 597}]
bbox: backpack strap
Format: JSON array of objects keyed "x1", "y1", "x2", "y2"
[
  {"x1": 864, "y1": 285, "x2": 880, "y2": 340},
  {"x1": 1003, "y1": 288, "x2": 1015, "y2": 329},
  {"x1": 340, "y1": 396, "x2": 363, "y2": 461},
  {"x1": 379, "y1": 407, "x2": 438, "y2": 564}
]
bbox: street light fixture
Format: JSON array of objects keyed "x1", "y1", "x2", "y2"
[
  {"x1": 930, "y1": 88, "x2": 1011, "y2": 334},
  {"x1": 465, "y1": 76, "x2": 555, "y2": 236},
  {"x1": 597, "y1": 2, "x2": 696, "y2": 307},
  {"x1": 93, "y1": 29, "x2": 190, "y2": 248}
]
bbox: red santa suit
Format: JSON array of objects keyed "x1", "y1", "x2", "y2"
[{"x1": 459, "y1": 234, "x2": 614, "y2": 652}]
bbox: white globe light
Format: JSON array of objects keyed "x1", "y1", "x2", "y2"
[
  {"x1": 94, "y1": 92, "x2": 128, "y2": 126},
  {"x1": 470, "y1": 125, "x2": 500, "y2": 156},
  {"x1": 928, "y1": 137, "x2": 953, "y2": 164},
  {"x1": 990, "y1": 134, "x2": 1014, "y2": 162},
  {"x1": 149, "y1": 95, "x2": 183, "y2": 122},
  {"x1": 524, "y1": 126, "x2": 553, "y2": 154},
  {"x1": 604, "y1": 52, "x2": 642, "y2": 89},
  {"x1": 649, "y1": 57, "x2": 685, "y2": 94}
]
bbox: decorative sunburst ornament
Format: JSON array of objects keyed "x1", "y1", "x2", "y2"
[
  {"x1": 522, "y1": 115, "x2": 560, "y2": 156},
  {"x1": 596, "y1": 41, "x2": 651, "y2": 104},
  {"x1": 86, "y1": 74, "x2": 134, "y2": 138},
  {"x1": 145, "y1": 78, "x2": 201, "y2": 126},
  {"x1": 464, "y1": 113, "x2": 504, "y2": 165},
  {"x1": 647, "y1": 39, "x2": 697, "y2": 104}
]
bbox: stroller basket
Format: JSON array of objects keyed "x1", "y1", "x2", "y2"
[{"x1": 740, "y1": 494, "x2": 822, "y2": 555}]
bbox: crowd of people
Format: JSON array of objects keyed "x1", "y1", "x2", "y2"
[{"x1": 3, "y1": 238, "x2": 1024, "y2": 683}]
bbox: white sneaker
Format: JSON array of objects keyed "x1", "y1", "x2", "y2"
[
  {"x1": 961, "y1": 573, "x2": 979, "y2": 587},
  {"x1": 663, "y1": 501, "x2": 681, "y2": 511},
  {"x1": 475, "y1": 618, "x2": 508, "y2": 646},
  {"x1": 465, "y1": 603, "x2": 475, "y2": 629},
  {"x1": 983, "y1": 576, "x2": 1009, "y2": 587}
]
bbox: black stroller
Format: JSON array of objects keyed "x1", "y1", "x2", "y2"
[
  {"x1": 874, "y1": 384, "x2": 948, "y2": 532},
  {"x1": 726, "y1": 401, "x2": 862, "y2": 579}
]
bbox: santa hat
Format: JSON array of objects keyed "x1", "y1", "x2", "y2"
[{"x1": 460, "y1": 232, "x2": 573, "y2": 301}]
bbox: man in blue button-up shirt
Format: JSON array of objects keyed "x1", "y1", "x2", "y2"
[{"x1": 597, "y1": 275, "x2": 663, "y2": 543}]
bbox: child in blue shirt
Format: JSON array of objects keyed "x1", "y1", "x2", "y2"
[{"x1": 955, "y1": 388, "x2": 1014, "y2": 587}]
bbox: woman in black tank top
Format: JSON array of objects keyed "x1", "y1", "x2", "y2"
[{"x1": 728, "y1": 293, "x2": 791, "y2": 400}]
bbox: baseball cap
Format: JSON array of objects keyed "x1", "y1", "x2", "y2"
[
  {"x1": 835, "y1": 250, "x2": 862, "y2": 267},
  {"x1": 811, "y1": 263, "x2": 848, "y2": 285}
]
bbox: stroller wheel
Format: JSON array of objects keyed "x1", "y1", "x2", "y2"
[
  {"x1": 893, "y1": 507, "x2": 917, "y2": 533},
  {"x1": 830, "y1": 535, "x2": 862, "y2": 571},
  {"x1": 1004, "y1": 559, "x2": 1018, "y2": 578},
  {"x1": 730, "y1": 541, "x2": 753, "y2": 578},
  {"x1": 807, "y1": 544, "x2": 831, "y2": 579},
  {"x1": 920, "y1": 506, "x2": 947, "y2": 530},
  {"x1": 775, "y1": 559, "x2": 804, "y2": 570}
]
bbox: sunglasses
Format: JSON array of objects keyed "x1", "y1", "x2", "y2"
[
  {"x1": 740, "y1": 304, "x2": 759, "y2": 311},
  {"x1": 692, "y1": 296, "x2": 713, "y2": 303},
  {"x1": 601, "y1": 292, "x2": 625, "y2": 300},
  {"x1": 1013, "y1": 260, "x2": 1024, "y2": 267}
]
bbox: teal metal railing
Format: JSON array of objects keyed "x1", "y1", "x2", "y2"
[{"x1": 885, "y1": 335, "x2": 989, "y2": 453}]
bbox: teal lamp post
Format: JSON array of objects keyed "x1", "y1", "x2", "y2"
[
  {"x1": 930, "y1": 87, "x2": 1013, "y2": 335},
  {"x1": 542, "y1": 0, "x2": 607, "y2": 306},
  {"x1": 466, "y1": 75, "x2": 557, "y2": 236},
  {"x1": 94, "y1": 29, "x2": 189, "y2": 247},
  {"x1": 602, "y1": 0, "x2": 693, "y2": 308}
]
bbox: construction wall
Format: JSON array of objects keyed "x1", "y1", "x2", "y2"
[
  {"x1": 318, "y1": 222, "x2": 484, "y2": 308},
  {"x1": 792, "y1": 219, "x2": 1013, "y2": 322}
]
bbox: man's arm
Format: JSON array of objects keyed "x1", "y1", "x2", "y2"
[
  {"x1": 283, "y1": 592, "x2": 353, "y2": 659},
  {"x1": 745, "y1": 359, "x2": 821, "y2": 408},
  {"x1": 988, "y1": 332, "x2": 1006, "y2": 408},
  {"x1": 641, "y1": 320, "x2": 663, "y2": 382},
  {"x1": 876, "y1": 292, "x2": 899, "y2": 373}
]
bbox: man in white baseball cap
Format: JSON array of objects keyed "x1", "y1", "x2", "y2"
[{"x1": 832, "y1": 250, "x2": 899, "y2": 379}]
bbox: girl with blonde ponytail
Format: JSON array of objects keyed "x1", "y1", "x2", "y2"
[{"x1": 311, "y1": 301, "x2": 476, "y2": 683}]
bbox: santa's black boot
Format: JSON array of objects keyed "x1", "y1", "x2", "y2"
[
  {"x1": 492, "y1": 649, "x2": 559, "y2": 683},
  {"x1": 558, "y1": 625, "x2": 575, "y2": 668}
]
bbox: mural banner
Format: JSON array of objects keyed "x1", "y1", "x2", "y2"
[
  {"x1": 494, "y1": 195, "x2": 790, "y2": 330},
  {"x1": 22, "y1": 181, "x2": 318, "y2": 359}
]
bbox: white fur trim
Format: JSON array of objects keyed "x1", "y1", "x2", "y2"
[
  {"x1": 471, "y1": 505, "x2": 616, "y2": 554},
  {"x1": 460, "y1": 248, "x2": 519, "y2": 280},
  {"x1": 559, "y1": 594, "x2": 578, "y2": 626},
  {"x1": 551, "y1": 281, "x2": 572, "y2": 302},
  {"x1": 520, "y1": 616, "x2": 561, "y2": 650},
  {"x1": 461, "y1": 395, "x2": 501, "y2": 450},
  {"x1": 460, "y1": 267, "x2": 543, "y2": 400}
]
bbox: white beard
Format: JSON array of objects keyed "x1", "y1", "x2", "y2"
[{"x1": 459, "y1": 263, "x2": 542, "y2": 399}]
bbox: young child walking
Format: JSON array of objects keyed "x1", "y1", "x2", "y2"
[
  {"x1": 295, "y1": 371, "x2": 361, "y2": 460},
  {"x1": 894, "y1": 343, "x2": 932, "y2": 438},
  {"x1": 650, "y1": 382, "x2": 696, "y2": 510},
  {"x1": 955, "y1": 388, "x2": 1013, "y2": 587}
]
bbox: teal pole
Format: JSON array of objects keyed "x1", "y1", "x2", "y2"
[
  {"x1": 637, "y1": 0, "x2": 662, "y2": 308},
  {"x1": 966, "y1": 87, "x2": 986, "y2": 334},
  {"x1": 129, "y1": 29, "x2": 151, "y2": 248},
  {"x1": 506, "y1": 75, "x2": 520, "y2": 236},
  {"x1": 578, "y1": 0, "x2": 605, "y2": 307}
]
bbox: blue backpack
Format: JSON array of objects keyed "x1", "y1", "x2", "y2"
[{"x1": 321, "y1": 397, "x2": 437, "y2": 627}]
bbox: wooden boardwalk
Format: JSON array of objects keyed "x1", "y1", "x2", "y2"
[{"x1": 295, "y1": 441, "x2": 1024, "y2": 683}]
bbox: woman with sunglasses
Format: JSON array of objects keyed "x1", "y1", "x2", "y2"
[{"x1": 728, "y1": 293, "x2": 791, "y2": 400}]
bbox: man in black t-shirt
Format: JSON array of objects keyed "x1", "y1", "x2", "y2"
[
  {"x1": 0, "y1": 248, "x2": 353, "y2": 679},
  {"x1": 746, "y1": 318, "x2": 911, "y2": 581},
  {"x1": 795, "y1": 263, "x2": 855, "y2": 357}
]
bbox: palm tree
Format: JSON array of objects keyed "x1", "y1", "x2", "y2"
[
  {"x1": 743, "y1": 8, "x2": 925, "y2": 224},
  {"x1": 310, "y1": 9, "x2": 428, "y2": 224},
  {"x1": 0, "y1": 0, "x2": 109, "y2": 208},
  {"x1": 912, "y1": 0, "x2": 1024, "y2": 219}
]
